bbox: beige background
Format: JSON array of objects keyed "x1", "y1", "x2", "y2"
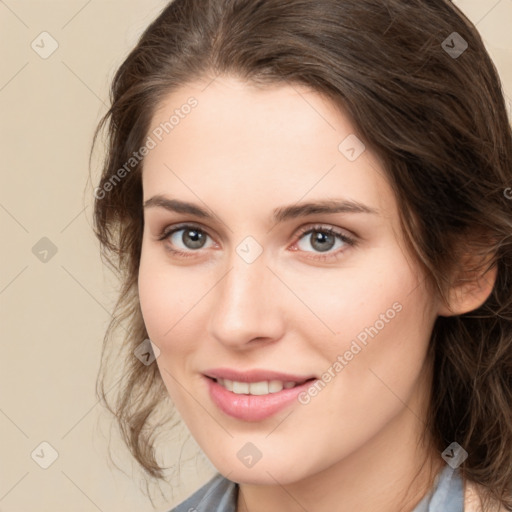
[{"x1": 1, "y1": 1, "x2": 511, "y2": 511}]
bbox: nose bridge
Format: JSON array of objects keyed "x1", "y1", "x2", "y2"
[{"x1": 208, "y1": 248, "x2": 283, "y2": 347}]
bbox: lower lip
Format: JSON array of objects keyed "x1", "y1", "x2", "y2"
[{"x1": 205, "y1": 376, "x2": 316, "y2": 422}]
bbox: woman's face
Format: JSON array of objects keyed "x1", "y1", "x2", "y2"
[{"x1": 138, "y1": 75, "x2": 440, "y2": 485}]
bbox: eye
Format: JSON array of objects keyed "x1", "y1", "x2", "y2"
[
  {"x1": 157, "y1": 223, "x2": 356, "y2": 261},
  {"x1": 158, "y1": 224, "x2": 215, "y2": 256},
  {"x1": 293, "y1": 225, "x2": 356, "y2": 260}
]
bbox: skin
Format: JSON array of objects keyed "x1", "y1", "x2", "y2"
[{"x1": 137, "y1": 75, "x2": 496, "y2": 512}]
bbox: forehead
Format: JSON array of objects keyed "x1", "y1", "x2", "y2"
[
  {"x1": 142, "y1": 75, "x2": 396, "y2": 221},
  {"x1": 147, "y1": 75, "x2": 355, "y2": 160}
]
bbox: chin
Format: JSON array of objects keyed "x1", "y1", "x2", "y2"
[{"x1": 205, "y1": 451, "x2": 313, "y2": 486}]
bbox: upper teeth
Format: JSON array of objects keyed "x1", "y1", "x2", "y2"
[{"x1": 217, "y1": 379, "x2": 298, "y2": 395}]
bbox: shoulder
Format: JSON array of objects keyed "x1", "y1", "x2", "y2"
[
  {"x1": 167, "y1": 473, "x2": 238, "y2": 512},
  {"x1": 464, "y1": 479, "x2": 508, "y2": 512}
]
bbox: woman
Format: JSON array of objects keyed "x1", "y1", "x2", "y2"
[{"x1": 92, "y1": 0, "x2": 512, "y2": 510}]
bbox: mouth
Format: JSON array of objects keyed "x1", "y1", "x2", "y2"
[{"x1": 203, "y1": 372, "x2": 318, "y2": 422}]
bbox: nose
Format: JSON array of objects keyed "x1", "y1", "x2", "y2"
[{"x1": 207, "y1": 254, "x2": 286, "y2": 350}]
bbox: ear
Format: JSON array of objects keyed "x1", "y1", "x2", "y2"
[{"x1": 437, "y1": 256, "x2": 497, "y2": 317}]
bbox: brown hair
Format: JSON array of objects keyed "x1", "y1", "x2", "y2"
[{"x1": 92, "y1": 0, "x2": 512, "y2": 508}]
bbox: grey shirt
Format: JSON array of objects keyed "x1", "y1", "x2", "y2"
[{"x1": 168, "y1": 464, "x2": 464, "y2": 512}]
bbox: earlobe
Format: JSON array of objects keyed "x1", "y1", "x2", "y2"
[{"x1": 438, "y1": 262, "x2": 497, "y2": 317}]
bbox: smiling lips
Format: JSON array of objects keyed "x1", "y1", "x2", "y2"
[{"x1": 203, "y1": 368, "x2": 317, "y2": 421}]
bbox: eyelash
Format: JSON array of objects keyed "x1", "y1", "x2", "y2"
[{"x1": 157, "y1": 223, "x2": 357, "y2": 262}]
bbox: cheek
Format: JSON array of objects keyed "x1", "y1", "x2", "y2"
[
  {"x1": 291, "y1": 248, "x2": 435, "y2": 418},
  {"x1": 138, "y1": 248, "x2": 187, "y2": 341},
  {"x1": 321, "y1": 263, "x2": 433, "y2": 412},
  {"x1": 138, "y1": 258, "x2": 167, "y2": 339},
  {"x1": 137, "y1": 251, "x2": 205, "y2": 405},
  {"x1": 138, "y1": 246, "x2": 215, "y2": 356},
  {"x1": 283, "y1": 268, "x2": 434, "y2": 474},
  {"x1": 284, "y1": 248, "x2": 425, "y2": 355}
]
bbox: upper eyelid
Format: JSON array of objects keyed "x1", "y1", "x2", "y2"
[
  {"x1": 295, "y1": 224, "x2": 353, "y2": 238},
  {"x1": 162, "y1": 222, "x2": 207, "y2": 236}
]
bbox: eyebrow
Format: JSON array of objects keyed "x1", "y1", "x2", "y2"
[{"x1": 143, "y1": 195, "x2": 378, "y2": 223}]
